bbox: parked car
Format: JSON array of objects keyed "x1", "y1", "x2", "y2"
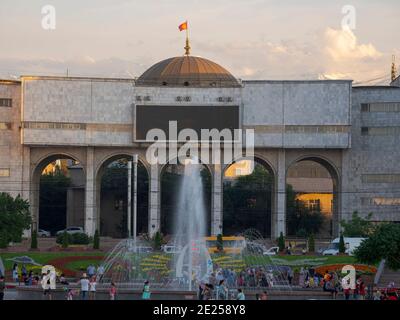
[
  {"x1": 135, "y1": 246, "x2": 153, "y2": 253},
  {"x1": 162, "y1": 245, "x2": 183, "y2": 254},
  {"x1": 322, "y1": 237, "x2": 366, "y2": 256},
  {"x1": 263, "y1": 246, "x2": 279, "y2": 256},
  {"x1": 245, "y1": 242, "x2": 266, "y2": 255},
  {"x1": 56, "y1": 226, "x2": 85, "y2": 236},
  {"x1": 37, "y1": 229, "x2": 51, "y2": 237}
]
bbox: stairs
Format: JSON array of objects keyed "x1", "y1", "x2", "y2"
[{"x1": 377, "y1": 267, "x2": 400, "y2": 288}]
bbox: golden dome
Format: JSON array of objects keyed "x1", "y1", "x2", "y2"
[{"x1": 136, "y1": 56, "x2": 240, "y2": 88}]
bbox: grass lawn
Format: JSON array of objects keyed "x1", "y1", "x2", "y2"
[{"x1": 64, "y1": 259, "x2": 104, "y2": 273}]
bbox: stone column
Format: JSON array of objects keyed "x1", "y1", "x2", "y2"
[
  {"x1": 22, "y1": 146, "x2": 33, "y2": 237},
  {"x1": 211, "y1": 164, "x2": 223, "y2": 235},
  {"x1": 149, "y1": 164, "x2": 160, "y2": 237},
  {"x1": 275, "y1": 149, "x2": 286, "y2": 238},
  {"x1": 84, "y1": 147, "x2": 96, "y2": 236}
]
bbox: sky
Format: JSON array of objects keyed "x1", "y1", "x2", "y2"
[{"x1": 0, "y1": 0, "x2": 398, "y2": 84}]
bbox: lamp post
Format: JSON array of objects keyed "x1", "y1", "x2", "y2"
[
  {"x1": 127, "y1": 161, "x2": 132, "y2": 238},
  {"x1": 132, "y1": 154, "x2": 138, "y2": 246}
]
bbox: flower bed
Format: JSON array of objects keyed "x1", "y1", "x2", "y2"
[{"x1": 315, "y1": 263, "x2": 377, "y2": 275}]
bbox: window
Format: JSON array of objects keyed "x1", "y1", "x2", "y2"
[
  {"x1": 361, "y1": 197, "x2": 400, "y2": 206},
  {"x1": 361, "y1": 127, "x2": 369, "y2": 135},
  {"x1": 361, "y1": 104, "x2": 370, "y2": 112},
  {"x1": 362, "y1": 126, "x2": 400, "y2": 136},
  {"x1": 0, "y1": 98, "x2": 12, "y2": 107},
  {"x1": 308, "y1": 199, "x2": 321, "y2": 211},
  {"x1": 23, "y1": 122, "x2": 86, "y2": 130},
  {"x1": 0, "y1": 168, "x2": 10, "y2": 177},
  {"x1": 0, "y1": 122, "x2": 11, "y2": 130},
  {"x1": 361, "y1": 102, "x2": 400, "y2": 113},
  {"x1": 362, "y1": 174, "x2": 400, "y2": 184}
]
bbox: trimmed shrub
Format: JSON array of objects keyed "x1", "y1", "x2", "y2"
[
  {"x1": 278, "y1": 232, "x2": 285, "y2": 252},
  {"x1": 93, "y1": 229, "x2": 100, "y2": 249},
  {"x1": 31, "y1": 229, "x2": 38, "y2": 249},
  {"x1": 61, "y1": 231, "x2": 69, "y2": 249},
  {"x1": 339, "y1": 233, "x2": 346, "y2": 254},
  {"x1": 308, "y1": 233, "x2": 315, "y2": 253},
  {"x1": 216, "y1": 234, "x2": 224, "y2": 252},
  {"x1": 56, "y1": 232, "x2": 90, "y2": 245},
  {"x1": 72, "y1": 233, "x2": 90, "y2": 245}
]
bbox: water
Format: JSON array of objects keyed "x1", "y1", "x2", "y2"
[
  {"x1": 171, "y1": 160, "x2": 212, "y2": 290},
  {"x1": 97, "y1": 160, "x2": 292, "y2": 296}
]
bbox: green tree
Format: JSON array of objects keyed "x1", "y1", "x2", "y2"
[
  {"x1": 354, "y1": 223, "x2": 400, "y2": 270},
  {"x1": 340, "y1": 211, "x2": 375, "y2": 237},
  {"x1": 286, "y1": 184, "x2": 324, "y2": 236},
  {"x1": 0, "y1": 192, "x2": 31, "y2": 248},
  {"x1": 152, "y1": 231, "x2": 163, "y2": 251},
  {"x1": 338, "y1": 233, "x2": 346, "y2": 254},
  {"x1": 61, "y1": 231, "x2": 69, "y2": 249},
  {"x1": 278, "y1": 232, "x2": 285, "y2": 252},
  {"x1": 93, "y1": 229, "x2": 100, "y2": 249},
  {"x1": 223, "y1": 164, "x2": 273, "y2": 236},
  {"x1": 31, "y1": 229, "x2": 38, "y2": 249},
  {"x1": 39, "y1": 169, "x2": 71, "y2": 233},
  {"x1": 308, "y1": 233, "x2": 315, "y2": 253}
]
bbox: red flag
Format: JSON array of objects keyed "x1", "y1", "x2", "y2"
[{"x1": 179, "y1": 21, "x2": 188, "y2": 31}]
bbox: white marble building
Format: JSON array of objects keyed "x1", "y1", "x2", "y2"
[{"x1": 1, "y1": 52, "x2": 400, "y2": 239}]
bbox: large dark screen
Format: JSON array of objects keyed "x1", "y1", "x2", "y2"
[{"x1": 135, "y1": 105, "x2": 239, "y2": 141}]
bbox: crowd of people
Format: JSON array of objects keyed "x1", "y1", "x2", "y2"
[{"x1": 3, "y1": 262, "x2": 399, "y2": 300}]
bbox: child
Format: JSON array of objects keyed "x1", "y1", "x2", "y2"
[
  {"x1": 309, "y1": 276, "x2": 315, "y2": 288},
  {"x1": 109, "y1": 282, "x2": 117, "y2": 300},
  {"x1": 66, "y1": 288, "x2": 76, "y2": 300},
  {"x1": 313, "y1": 275, "x2": 319, "y2": 287}
]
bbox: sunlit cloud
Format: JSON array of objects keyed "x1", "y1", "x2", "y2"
[{"x1": 324, "y1": 27, "x2": 382, "y2": 61}]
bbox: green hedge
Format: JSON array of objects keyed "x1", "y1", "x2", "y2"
[{"x1": 56, "y1": 232, "x2": 90, "y2": 245}]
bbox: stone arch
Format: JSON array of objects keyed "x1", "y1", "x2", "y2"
[
  {"x1": 222, "y1": 156, "x2": 275, "y2": 238},
  {"x1": 31, "y1": 152, "x2": 86, "y2": 234},
  {"x1": 96, "y1": 153, "x2": 149, "y2": 238},
  {"x1": 285, "y1": 155, "x2": 340, "y2": 238}
]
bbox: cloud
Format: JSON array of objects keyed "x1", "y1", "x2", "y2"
[
  {"x1": 0, "y1": 56, "x2": 148, "y2": 79},
  {"x1": 324, "y1": 27, "x2": 382, "y2": 61}
]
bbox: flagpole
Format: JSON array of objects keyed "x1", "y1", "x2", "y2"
[{"x1": 184, "y1": 20, "x2": 190, "y2": 55}]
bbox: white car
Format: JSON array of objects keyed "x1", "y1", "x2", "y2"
[
  {"x1": 263, "y1": 246, "x2": 279, "y2": 256},
  {"x1": 322, "y1": 237, "x2": 366, "y2": 256},
  {"x1": 37, "y1": 229, "x2": 51, "y2": 237},
  {"x1": 56, "y1": 226, "x2": 85, "y2": 236},
  {"x1": 162, "y1": 245, "x2": 183, "y2": 254}
]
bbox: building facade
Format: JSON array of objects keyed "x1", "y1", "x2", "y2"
[{"x1": 1, "y1": 54, "x2": 400, "y2": 239}]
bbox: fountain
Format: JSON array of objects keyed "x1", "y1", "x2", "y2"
[
  {"x1": 171, "y1": 159, "x2": 213, "y2": 290},
  {"x1": 96, "y1": 159, "x2": 293, "y2": 299},
  {"x1": 97, "y1": 158, "x2": 212, "y2": 292}
]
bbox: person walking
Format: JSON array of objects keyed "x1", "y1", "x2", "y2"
[
  {"x1": 109, "y1": 282, "x2": 117, "y2": 300},
  {"x1": 216, "y1": 279, "x2": 228, "y2": 300},
  {"x1": 287, "y1": 268, "x2": 294, "y2": 286},
  {"x1": 260, "y1": 291, "x2": 268, "y2": 300},
  {"x1": 142, "y1": 280, "x2": 151, "y2": 300},
  {"x1": 236, "y1": 288, "x2": 245, "y2": 300},
  {"x1": 0, "y1": 276, "x2": 5, "y2": 300},
  {"x1": 41, "y1": 271, "x2": 52, "y2": 300},
  {"x1": 79, "y1": 273, "x2": 90, "y2": 300},
  {"x1": 89, "y1": 276, "x2": 97, "y2": 300},
  {"x1": 12, "y1": 264, "x2": 19, "y2": 285}
]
